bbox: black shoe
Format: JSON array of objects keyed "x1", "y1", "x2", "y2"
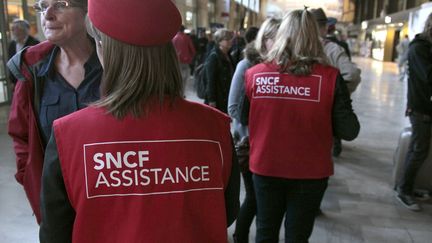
[{"x1": 395, "y1": 193, "x2": 421, "y2": 211}]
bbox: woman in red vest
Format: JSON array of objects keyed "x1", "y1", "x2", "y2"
[
  {"x1": 244, "y1": 9, "x2": 360, "y2": 242},
  {"x1": 228, "y1": 18, "x2": 281, "y2": 243},
  {"x1": 39, "y1": 0, "x2": 239, "y2": 242}
]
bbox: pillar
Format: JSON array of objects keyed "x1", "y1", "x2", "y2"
[
  {"x1": 196, "y1": 0, "x2": 209, "y2": 29},
  {"x1": 227, "y1": 0, "x2": 237, "y2": 30},
  {"x1": 258, "y1": 0, "x2": 267, "y2": 23},
  {"x1": 22, "y1": 0, "x2": 30, "y2": 21}
]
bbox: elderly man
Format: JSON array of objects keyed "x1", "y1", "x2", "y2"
[
  {"x1": 8, "y1": 19, "x2": 39, "y2": 59},
  {"x1": 8, "y1": 19, "x2": 39, "y2": 87}
]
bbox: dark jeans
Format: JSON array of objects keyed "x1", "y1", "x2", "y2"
[
  {"x1": 399, "y1": 113, "x2": 432, "y2": 195},
  {"x1": 234, "y1": 170, "x2": 257, "y2": 243},
  {"x1": 253, "y1": 174, "x2": 328, "y2": 243}
]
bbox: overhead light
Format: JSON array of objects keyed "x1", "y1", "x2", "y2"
[
  {"x1": 361, "y1": 21, "x2": 368, "y2": 30},
  {"x1": 385, "y1": 16, "x2": 391, "y2": 24}
]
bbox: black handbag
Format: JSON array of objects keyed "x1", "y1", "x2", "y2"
[{"x1": 235, "y1": 136, "x2": 250, "y2": 173}]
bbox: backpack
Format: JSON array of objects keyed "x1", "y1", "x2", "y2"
[{"x1": 193, "y1": 63, "x2": 207, "y2": 99}]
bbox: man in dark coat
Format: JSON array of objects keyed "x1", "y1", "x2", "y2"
[{"x1": 8, "y1": 19, "x2": 40, "y2": 88}]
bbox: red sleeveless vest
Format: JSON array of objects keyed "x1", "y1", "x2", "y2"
[
  {"x1": 245, "y1": 63, "x2": 337, "y2": 179},
  {"x1": 52, "y1": 99, "x2": 233, "y2": 243}
]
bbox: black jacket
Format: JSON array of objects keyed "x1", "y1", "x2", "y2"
[
  {"x1": 205, "y1": 46, "x2": 234, "y2": 113},
  {"x1": 8, "y1": 35, "x2": 40, "y2": 59},
  {"x1": 407, "y1": 34, "x2": 432, "y2": 116}
]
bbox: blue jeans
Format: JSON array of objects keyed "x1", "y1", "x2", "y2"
[
  {"x1": 399, "y1": 113, "x2": 432, "y2": 195},
  {"x1": 253, "y1": 174, "x2": 328, "y2": 243},
  {"x1": 234, "y1": 170, "x2": 257, "y2": 243}
]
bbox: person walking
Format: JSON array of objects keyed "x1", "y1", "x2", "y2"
[
  {"x1": 39, "y1": 0, "x2": 239, "y2": 242},
  {"x1": 172, "y1": 25, "x2": 196, "y2": 88},
  {"x1": 196, "y1": 29, "x2": 209, "y2": 65},
  {"x1": 228, "y1": 19, "x2": 280, "y2": 243},
  {"x1": 7, "y1": 19, "x2": 40, "y2": 89},
  {"x1": 326, "y1": 17, "x2": 351, "y2": 60},
  {"x1": 230, "y1": 29, "x2": 247, "y2": 67},
  {"x1": 396, "y1": 13, "x2": 432, "y2": 211},
  {"x1": 228, "y1": 26, "x2": 260, "y2": 139},
  {"x1": 245, "y1": 9, "x2": 360, "y2": 242},
  {"x1": 7, "y1": 19, "x2": 40, "y2": 59},
  {"x1": 205, "y1": 29, "x2": 235, "y2": 113},
  {"x1": 396, "y1": 34, "x2": 410, "y2": 82},
  {"x1": 311, "y1": 8, "x2": 361, "y2": 157},
  {"x1": 7, "y1": 0, "x2": 102, "y2": 224}
]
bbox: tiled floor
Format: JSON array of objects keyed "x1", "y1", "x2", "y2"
[{"x1": 0, "y1": 57, "x2": 431, "y2": 243}]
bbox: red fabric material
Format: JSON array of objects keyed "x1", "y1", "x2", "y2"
[
  {"x1": 7, "y1": 41, "x2": 55, "y2": 224},
  {"x1": 23, "y1": 41, "x2": 55, "y2": 66},
  {"x1": 88, "y1": 0, "x2": 181, "y2": 46},
  {"x1": 172, "y1": 32, "x2": 196, "y2": 64},
  {"x1": 53, "y1": 99, "x2": 233, "y2": 243},
  {"x1": 245, "y1": 63, "x2": 337, "y2": 179}
]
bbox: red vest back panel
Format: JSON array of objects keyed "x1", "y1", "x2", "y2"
[
  {"x1": 53, "y1": 99, "x2": 232, "y2": 243},
  {"x1": 245, "y1": 63, "x2": 337, "y2": 179}
]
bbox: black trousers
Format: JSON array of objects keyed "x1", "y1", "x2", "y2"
[
  {"x1": 253, "y1": 174, "x2": 328, "y2": 243},
  {"x1": 399, "y1": 113, "x2": 432, "y2": 194}
]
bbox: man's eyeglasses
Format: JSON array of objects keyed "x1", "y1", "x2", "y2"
[{"x1": 33, "y1": 1, "x2": 72, "y2": 13}]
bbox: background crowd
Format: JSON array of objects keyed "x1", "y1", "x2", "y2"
[{"x1": 5, "y1": 0, "x2": 432, "y2": 242}]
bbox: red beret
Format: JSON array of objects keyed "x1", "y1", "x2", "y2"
[{"x1": 88, "y1": 0, "x2": 181, "y2": 46}]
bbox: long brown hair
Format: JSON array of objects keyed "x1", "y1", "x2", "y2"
[
  {"x1": 88, "y1": 21, "x2": 183, "y2": 119},
  {"x1": 266, "y1": 9, "x2": 328, "y2": 75}
]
